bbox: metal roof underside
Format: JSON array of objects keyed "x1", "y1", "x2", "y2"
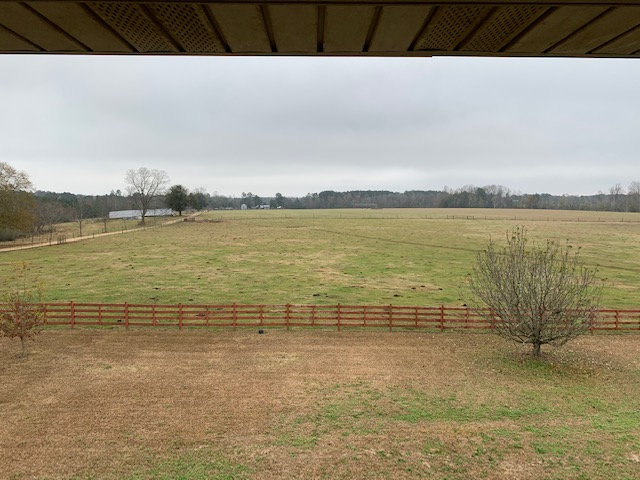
[{"x1": 1, "y1": 1, "x2": 640, "y2": 58}]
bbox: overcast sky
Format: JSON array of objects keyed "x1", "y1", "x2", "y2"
[{"x1": 1, "y1": 55, "x2": 638, "y2": 198}]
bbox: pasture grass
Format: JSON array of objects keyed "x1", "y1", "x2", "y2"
[
  {"x1": 0, "y1": 216, "x2": 162, "y2": 249},
  {"x1": 0, "y1": 208, "x2": 639, "y2": 308}
]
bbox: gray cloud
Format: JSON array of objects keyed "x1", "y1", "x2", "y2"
[{"x1": 0, "y1": 55, "x2": 638, "y2": 197}]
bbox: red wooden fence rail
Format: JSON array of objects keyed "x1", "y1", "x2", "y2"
[{"x1": 4, "y1": 302, "x2": 638, "y2": 332}]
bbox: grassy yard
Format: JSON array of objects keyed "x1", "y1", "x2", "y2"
[
  {"x1": 0, "y1": 330, "x2": 638, "y2": 479},
  {"x1": 0, "y1": 208, "x2": 638, "y2": 308}
]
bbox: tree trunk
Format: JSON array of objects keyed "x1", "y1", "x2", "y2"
[{"x1": 532, "y1": 342, "x2": 542, "y2": 357}]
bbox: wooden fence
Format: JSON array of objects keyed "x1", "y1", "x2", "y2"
[{"x1": 18, "y1": 302, "x2": 640, "y2": 332}]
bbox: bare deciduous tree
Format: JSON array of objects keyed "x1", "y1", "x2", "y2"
[
  {"x1": 609, "y1": 183, "x2": 625, "y2": 211},
  {"x1": 0, "y1": 162, "x2": 36, "y2": 240},
  {"x1": 0, "y1": 263, "x2": 45, "y2": 357},
  {"x1": 35, "y1": 200, "x2": 64, "y2": 244},
  {"x1": 125, "y1": 168, "x2": 170, "y2": 224},
  {"x1": 628, "y1": 181, "x2": 640, "y2": 212},
  {"x1": 0, "y1": 161, "x2": 32, "y2": 191},
  {"x1": 94, "y1": 196, "x2": 112, "y2": 233},
  {"x1": 74, "y1": 195, "x2": 86, "y2": 237},
  {"x1": 468, "y1": 228, "x2": 602, "y2": 357}
]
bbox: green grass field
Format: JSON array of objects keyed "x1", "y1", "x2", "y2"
[{"x1": 1, "y1": 208, "x2": 639, "y2": 308}]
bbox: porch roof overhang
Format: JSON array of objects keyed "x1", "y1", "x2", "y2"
[{"x1": 1, "y1": 1, "x2": 639, "y2": 58}]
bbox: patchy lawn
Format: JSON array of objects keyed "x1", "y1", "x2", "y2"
[{"x1": 1, "y1": 329, "x2": 639, "y2": 479}]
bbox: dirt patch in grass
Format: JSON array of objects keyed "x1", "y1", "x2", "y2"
[{"x1": 1, "y1": 330, "x2": 639, "y2": 479}]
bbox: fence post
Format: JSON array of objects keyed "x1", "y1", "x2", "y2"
[
  {"x1": 615, "y1": 309, "x2": 619, "y2": 331},
  {"x1": 43, "y1": 303, "x2": 48, "y2": 325},
  {"x1": 179, "y1": 303, "x2": 183, "y2": 331},
  {"x1": 152, "y1": 304, "x2": 157, "y2": 326},
  {"x1": 363, "y1": 305, "x2": 367, "y2": 328},
  {"x1": 337, "y1": 304, "x2": 341, "y2": 332},
  {"x1": 70, "y1": 301, "x2": 75, "y2": 328},
  {"x1": 415, "y1": 306, "x2": 418, "y2": 328},
  {"x1": 232, "y1": 303, "x2": 237, "y2": 330},
  {"x1": 259, "y1": 304, "x2": 264, "y2": 327},
  {"x1": 311, "y1": 305, "x2": 316, "y2": 326},
  {"x1": 440, "y1": 304, "x2": 444, "y2": 332},
  {"x1": 286, "y1": 304, "x2": 290, "y2": 331},
  {"x1": 124, "y1": 302, "x2": 129, "y2": 330},
  {"x1": 388, "y1": 304, "x2": 393, "y2": 332}
]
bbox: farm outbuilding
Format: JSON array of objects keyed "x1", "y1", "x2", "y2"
[{"x1": 108, "y1": 209, "x2": 173, "y2": 220}]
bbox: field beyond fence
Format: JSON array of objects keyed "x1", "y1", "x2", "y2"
[{"x1": 18, "y1": 302, "x2": 640, "y2": 332}]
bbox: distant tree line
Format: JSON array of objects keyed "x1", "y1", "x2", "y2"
[
  {"x1": 6, "y1": 183, "x2": 640, "y2": 243},
  {"x1": 268, "y1": 183, "x2": 640, "y2": 212},
  {"x1": 21, "y1": 183, "x2": 640, "y2": 222},
  {"x1": 3, "y1": 160, "x2": 640, "y2": 243}
]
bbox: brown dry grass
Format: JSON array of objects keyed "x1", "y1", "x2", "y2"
[{"x1": 1, "y1": 330, "x2": 639, "y2": 480}]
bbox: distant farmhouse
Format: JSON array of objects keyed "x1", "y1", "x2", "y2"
[
  {"x1": 108, "y1": 209, "x2": 173, "y2": 220},
  {"x1": 240, "y1": 204, "x2": 271, "y2": 210}
]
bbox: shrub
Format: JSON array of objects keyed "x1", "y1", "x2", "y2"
[
  {"x1": 468, "y1": 228, "x2": 602, "y2": 357},
  {"x1": 0, "y1": 263, "x2": 45, "y2": 357}
]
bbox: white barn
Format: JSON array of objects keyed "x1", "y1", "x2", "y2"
[{"x1": 108, "y1": 209, "x2": 173, "y2": 220}]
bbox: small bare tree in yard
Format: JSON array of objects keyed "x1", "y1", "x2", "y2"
[
  {"x1": 468, "y1": 228, "x2": 602, "y2": 357},
  {"x1": 0, "y1": 263, "x2": 45, "y2": 357}
]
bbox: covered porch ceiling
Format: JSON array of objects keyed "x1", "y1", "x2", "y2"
[{"x1": 1, "y1": 1, "x2": 639, "y2": 58}]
